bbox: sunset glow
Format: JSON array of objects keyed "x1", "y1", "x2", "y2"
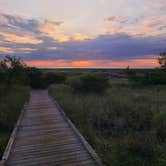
[
  {"x1": 26, "y1": 58, "x2": 159, "y2": 68},
  {"x1": 0, "y1": 0, "x2": 165, "y2": 68}
]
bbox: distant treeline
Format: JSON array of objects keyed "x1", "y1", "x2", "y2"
[
  {"x1": 0, "y1": 56, "x2": 66, "y2": 89},
  {"x1": 0, "y1": 52, "x2": 166, "y2": 89}
]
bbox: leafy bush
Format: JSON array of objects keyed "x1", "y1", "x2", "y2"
[
  {"x1": 0, "y1": 85, "x2": 29, "y2": 157},
  {"x1": 26, "y1": 68, "x2": 66, "y2": 89},
  {"x1": 127, "y1": 70, "x2": 166, "y2": 85},
  {"x1": 0, "y1": 85, "x2": 29, "y2": 130},
  {"x1": 0, "y1": 56, "x2": 29, "y2": 86},
  {"x1": 49, "y1": 84, "x2": 166, "y2": 166},
  {"x1": 0, "y1": 56, "x2": 67, "y2": 89},
  {"x1": 44, "y1": 72, "x2": 66, "y2": 86},
  {"x1": 153, "y1": 111, "x2": 166, "y2": 142},
  {"x1": 26, "y1": 67, "x2": 43, "y2": 89},
  {"x1": 68, "y1": 74, "x2": 109, "y2": 93}
]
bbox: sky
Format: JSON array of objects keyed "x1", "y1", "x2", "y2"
[{"x1": 0, "y1": 0, "x2": 165, "y2": 68}]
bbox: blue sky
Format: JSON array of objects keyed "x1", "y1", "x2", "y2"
[{"x1": 0, "y1": 0, "x2": 165, "y2": 67}]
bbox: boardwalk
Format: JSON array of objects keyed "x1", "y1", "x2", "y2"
[{"x1": 2, "y1": 90, "x2": 102, "y2": 166}]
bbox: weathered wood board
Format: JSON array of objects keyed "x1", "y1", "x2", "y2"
[{"x1": 1, "y1": 90, "x2": 102, "y2": 166}]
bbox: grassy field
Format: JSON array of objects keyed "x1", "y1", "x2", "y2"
[
  {"x1": 49, "y1": 74, "x2": 166, "y2": 166},
  {"x1": 0, "y1": 84, "x2": 29, "y2": 158}
]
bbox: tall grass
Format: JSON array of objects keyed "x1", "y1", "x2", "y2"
[
  {"x1": 49, "y1": 83, "x2": 166, "y2": 166},
  {"x1": 0, "y1": 84, "x2": 29, "y2": 158}
]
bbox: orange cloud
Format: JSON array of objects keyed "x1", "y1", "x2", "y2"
[
  {"x1": 0, "y1": 46, "x2": 38, "y2": 54},
  {"x1": 57, "y1": 36, "x2": 71, "y2": 42},
  {"x1": 39, "y1": 20, "x2": 92, "y2": 42},
  {"x1": 0, "y1": 46, "x2": 14, "y2": 53},
  {"x1": 104, "y1": 3, "x2": 165, "y2": 37},
  {"x1": 17, "y1": 48, "x2": 37, "y2": 53},
  {"x1": 104, "y1": 17, "x2": 124, "y2": 24},
  {"x1": 105, "y1": 29, "x2": 120, "y2": 35},
  {"x1": 47, "y1": 47, "x2": 57, "y2": 50},
  {"x1": 25, "y1": 58, "x2": 158, "y2": 68},
  {"x1": 105, "y1": 15, "x2": 166, "y2": 37},
  {"x1": 152, "y1": 2, "x2": 166, "y2": 11},
  {"x1": 56, "y1": 33, "x2": 91, "y2": 42},
  {"x1": 39, "y1": 20, "x2": 63, "y2": 33},
  {"x1": 0, "y1": 32, "x2": 42, "y2": 44},
  {"x1": 72, "y1": 33, "x2": 90, "y2": 41}
]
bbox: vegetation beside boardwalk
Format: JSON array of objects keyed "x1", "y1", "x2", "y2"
[
  {"x1": 1, "y1": 53, "x2": 166, "y2": 164},
  {"x1": 0, "y1": 56, "x2": 30, "y2": 158},
  {"x1": 0, "y1": 85, "x2": 29, "y2": 158},
  {"x1": 49, "y1": 72, "x2": 166, "y2": 166}
]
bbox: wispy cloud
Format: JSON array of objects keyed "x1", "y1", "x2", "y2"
[
  {"x1": 0, "y1": 12, "x2": 165, "y2": 68},
  {"x1": 104, "y1": 16, "x2": 127, "y2": 24},
  {"x1": 0, "y1": 31, "x2": 42, "y2": 44},
  {"x1": 105, "y1": 15, "x2": 166, "y2": 37},
  {"x1": 0, "y1": 46, "x2": 14, "y2": 54}
]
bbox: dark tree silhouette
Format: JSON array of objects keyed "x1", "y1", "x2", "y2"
[
  {"x1": 0, "y1": 56, "x2": 26, "y2": 71},
  {"x1": 158, "y1": 52, "x2": 166, "y2": 69},
  {"x1": 0, "y1": 56, "x2": 29, "y2": 85}
]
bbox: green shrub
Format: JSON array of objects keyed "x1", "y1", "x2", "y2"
[
  {"x1": 68, "y1": 74, "x2": 109, "y2": 93},
  {"x1": 128, "y1": 70, "x2": 166, "y2": 85},
  {"x1": 26, "y1": 67, "x2": 43, "y2": 89},
  {"x1": 153, "y1": 111, "x2": 166, "y2": 142},
  {"x1": 0, "y1": 132, "x2": 10, "y2": 159},
  {"x1": 0, "y1": 84, "x2": 29, "y2": 157},
  {"x1": 154, "y1": 143, "x2": 166, "y2": 166},
  {"x1": 27, "y1": 68, "x2": 66, "y2": 89},
  {"x1": 0, "y1": 56, "x2": 29, "y2": 86},
  {"x1": 0, "y1": 85, "x2": 30, "y2": 130},
  {"x1": 44, "y1": 72, "x2": 66, "y2": 85},
  {"x1": 49, "y1": 83, "x2": 166, "y2": 166}
]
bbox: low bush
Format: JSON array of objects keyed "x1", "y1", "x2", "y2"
[
  {"x1": 44, "y1": 72, "x2": 66, "y2": 86},
  {"x1": 127, "y1": 69, "x2": 166, "y2": 85},
  {"x1": 153, "y1": 111, "x2": 166, "y2": 142},
  {"x1": 26, "y1": 67, "x2": 43, "y2": 89},
  {"x1": 49, "y1": 84, "x2": 166, "y2": 166},
  {"x1": 0, "y1": 84, "x2": 29, "y2": 158},
  {"x1": 67, "y1": 74, "x2": 109, "y2": 93},
  {"x1": 27, "y1": 68, "x2": 66, "y2": 89},
  {"x1": 0, "y1": 56, "x2": 29, "y2": 86}
]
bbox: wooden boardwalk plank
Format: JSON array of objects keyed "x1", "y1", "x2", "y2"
[{"x1": 1, "y1": 90, "x2": 102, "y2": 166}]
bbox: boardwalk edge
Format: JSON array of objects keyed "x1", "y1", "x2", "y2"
[
  {"x1": 49, "y1": 94, "x2": 104, "y2": 166},
  {"x1": 0, "y1": 102, "x2": 28, "y2": 166}
]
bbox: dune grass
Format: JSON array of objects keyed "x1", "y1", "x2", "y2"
[
  {"x1": 49, "y1": 81, "x2": 166, "y2": 166},
  {"x1": 0, "y1": 84, "x2": 29, "y2": 158}
]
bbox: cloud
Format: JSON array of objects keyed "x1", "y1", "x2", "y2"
[
  {"x1": 47, "y1": 46, "x2": 57, "y2": 50},
  {"x1": 0, "y1": 13, "x2": 43, "y2": 44},
  {"x1": 38, "y1": 20, "x2": 63, "y2": 40},
  {"x1": 105, "y1": 15, "x2": 166, "y2": 37},
  {"x1": 55, "y1": 33, "x2": 92, "y2": 42},
  {"x1": 14, "y1": 33, "x2": 165, "y2": 63},
  {"x1": 150, "y1": 1, "x2": 166, "y2": 12},
  {"x1": 0, "y1": 46, "x2": 14, "y2": 54},
  {"x1": 0, "y1": 13, "x2": 79, "y2": 46},
  {"x1": 104, "y1": 16, "x2": 126, "y2": 24},
  {"x1": 0, "y1": 12, "x2": 165, "y2": 68},
  {"x1": 0, "y1": 31, "x2": 42, "y2": 44},
  {"x1": 39, "y1": 20, "x2": 92, "y2": 42},
  {"x1": 0, "y1": 13, "x2": 40, "y2": 33}
]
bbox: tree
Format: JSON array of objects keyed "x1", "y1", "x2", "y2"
[
  {"x1": 0, "y1": 56, "x2": 29, "y2": 85},
  {"x1": 158, "y1": 52, "x2": 166, "y2": 69}
]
